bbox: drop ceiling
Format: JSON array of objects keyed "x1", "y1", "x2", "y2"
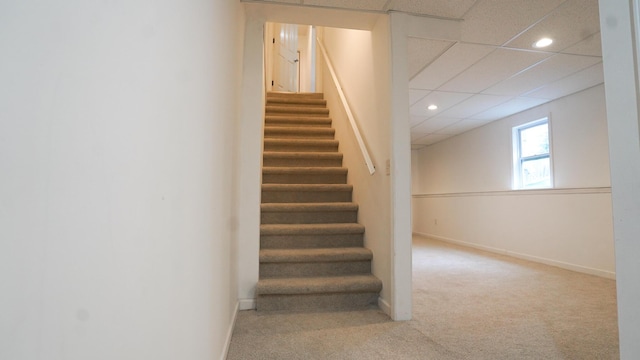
[{"x1": 246, "y1": 0, "x2": 604, "y2": 149}]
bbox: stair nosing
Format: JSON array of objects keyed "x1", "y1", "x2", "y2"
[
  {"x1": 262, "y1": 184, "x2": 352, "y2": 191},
  {"x1": 260, "y1": 247, "x2": 372, "y2": 263},
  {"x1": 261, "y1": 202, "x2": 358, "y2": 212},
  {"x1": 256, "y1": 275, "x2": 382, "y2": 295},
  {"x1": 260, "y1": 223, "x2": 365, "y2": 235},
  {"x1": 262, "y1": 167, "x2": 347, "y2": 174},
  {"x1": 263, "y1": 151, "x2": 343, "y2": 159}
]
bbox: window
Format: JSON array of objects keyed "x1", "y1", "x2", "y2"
[{"x1": 512, "y1": 118, "x2": 552, "y2": 189}]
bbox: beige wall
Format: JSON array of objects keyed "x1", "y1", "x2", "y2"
[
  {"x1": 318, "y1": 18, "x2": 393, "y2": 313},
  {"x1": 0, "y1": 1, "x2": 244, "y2": 359}
]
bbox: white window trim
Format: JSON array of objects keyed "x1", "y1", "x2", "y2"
[{"x1": 512, "y1": 116, "x2": 554, "y2": 190}]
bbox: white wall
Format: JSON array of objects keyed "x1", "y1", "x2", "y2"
[
  {"x1": 0, "y1": 1, "x2": 244, "y2": 359},
  {"x1": 412, "y1": 85, "x2": 616, "y2": 277},
  {"x1": 236, "y1": 10, "x2": 265, "y2": 311},
  {"x1": 318, "y1": 18, "x2": 393, "y2": 313},
  {"x1": 599, "y1": 0, "x2": 640, "y2": 356},
  {"x1": 298, "y1": 25, "x2": 315, "y2": 93}
]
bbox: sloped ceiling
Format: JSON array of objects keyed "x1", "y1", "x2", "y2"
[{"x1": 246, "y1": 0, "x2": 603, "y2": 149}]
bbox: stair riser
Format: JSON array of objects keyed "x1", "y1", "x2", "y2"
[
  {"x1": 256, "y1": 292, "x2": 379, "y2": 312},
  {"x1": 262, "y1": 173, "x2": 347, "y2": 184},
  {"x1": 261, "y1": 233, "x2": 364, "y2": 249},
  {"x1": 266, "y1": 106, "x2": 327, "y2": 111},
  {"x1": 265, "y1": 121, "x2": 332, "y2": 128},
  {"x1": 267, "y1": 93, "x2": 324, "y2": 100},
  {"x1": 260, "y1": 261, "x2": 371, "y2": 278},
  {"x1": 261, "y1": 211, "x2": 357, "y2": 224},
  {"x1": 262, "y1": 157, "x2": 342, "y2": 167},
  {"x1": 265, "y1": 116, "x2": 332, "y2": 127},
  {"x1": 266, "y1": 102, "x2": 327, "y2": 108},
  {"x1": 263, "y1": 144, "x2": 338, "y2": 152},
  {"x1": 266, "y1": 108, "x2": 329, "y2": 117},
  {"x1": 264, "y1": 133, "x2": 335, "y2": 140},
  {"x1": 261, "y1": 190, "x2": 351, "y2": 203}
]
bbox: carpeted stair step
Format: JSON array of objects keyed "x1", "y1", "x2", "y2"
[
  {"x1": 257, "y1": 92, "x2": 381, "y2": 313},
  {"x1": 263, "y1": 152, "x2": 343, "y2": 167},
  {"x1": 266, "y1": 105, "x2": 330, "y2": 117},
  {"x1": 267, "y1": 92, "x2": 323, "y2": 100},
  {"x1": 262, "y1": 167, "x2": 347, "y2": 184},
  {"x1": 264, "y1": 126, "x2": 335, "y2": 139},
  {"x1": 265, "y1": 115, "x2": 332, "y2": 128},
  {"x1": 256, "y1": 275, "x2": 382, "y2": 311},
  {"x1": 262, "y1": 184, "x2": 352, "y2": 203},
  {"x1": 266, "y1": 97, "x2": 327, "y2": 107},
  {"x1": 261, "y1": 202, "x2": 358, "y2": 224},
  {"x1": 260, "y1": 223, "x2": 365, "y2": 249},
  {"x1": 260, "y1": 247, "x2": 372, "y2": 278},
  {"x1": 263, "y1": 138, "x2": 339, "y2": 152}
]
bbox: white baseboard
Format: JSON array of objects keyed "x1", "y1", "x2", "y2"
[
  {"x1": 220, "y1": 301, "x2": 239, "y2": 360},
  {"x1": 414, "y1": 232, "x2": 616, "y2": 279},
  {"x1": 238, "y1": 298, "x2": 256, "y2": 310},
  {"x1": 378, "y1": 297, "x2": 391, "y2": 317}
]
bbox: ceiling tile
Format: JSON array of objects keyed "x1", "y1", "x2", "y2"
[
  {"x1": 525, "y1": 62, "x2": 604, "y2": 99},
  {"x1": 388, "y1": 0, "x2": 477, "y2": 19},
  {"x1": 409, "y1": 89, "x2": 430, "y2": 106},
  {"x1": 412, "y1": 133, "x2": 454, "y2": 146},
  {"x1": 304, "y1": 0, "x2": 388, "y2": 11},
  {"x1": 437, "y1": 94, "x2": 513, "y2": 118},
  {"x1": 482, "y1": 53, "x2": 602, "y2": 96},
  {"x1": 410, "y1": 43, "x2": 495, "y2": 89},
  {"x1": 504, "y1": 0, "x2": 600, "y2": 52},
  {"x1": 438, "y1": 48, "x2": 551, "y2": 93},
  {"x1": 460, "y1": 0, "x2": 566, "y2": 45},
  {"x1": 407, "y1": 37, "x2": 454, "y2": 78},
  {"x1": 469, "y1": 97, "x2": 550, "y2": 121},
  {"x1": 562, "y1": 32, "x2": 602, "y2": 56},
  {"x1": 410, "y1": 91, "x2": 474, "y2": 118},
  {"x1": 435, "y1": 118, "x2": 493, "y2": 135},
  {"x1": 410, "y1": 115, "x2": 426, "y2": 127},
  {"x1": 412, "y1": 117, "x2": 462, "y2": 133}
]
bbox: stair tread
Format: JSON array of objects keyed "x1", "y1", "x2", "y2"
[
  {"x1": 266, "y1": 98, "x2": 327, "y2": 106},
  {"x1": 261, "y1": 202, "x2": 358, "y2": 212},
  {"x1": 256, "y1": 275, "x2": 382, "y2": 295},
  {"x1": 266, "y1": 105, "x2": 329, "y2": 114},
  {"x1": 265, "y1": 115, "x2": 332, "y2": 121},
  {"x1": 267, "y1": 92, "x2": 323, "y2": 99},
  {"x1": 262, "y1": 184, "x2": 352, "y2": 191},
  {"x1": 264, "y1": 126, "x2": 335, "y2": 134},
  {"x1": 263, "y1": 151, "x2": 342, "y2": 159},
  {"x1": 260, "y1": 247, "x2": 372, "y2": 263},
  {"x1": 261, "y1": 223, "x2": 365, "y2": 235},
  {"x1": 263, "y1": 167, "x2": 347, "y2": 174},
  {"x1": 264, "y1": 138, "x2": 338, "y2": 145}
]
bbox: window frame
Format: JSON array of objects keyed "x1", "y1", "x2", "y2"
[{"x1": 512, "y1": 117, "x2": 554, "y2": 190}]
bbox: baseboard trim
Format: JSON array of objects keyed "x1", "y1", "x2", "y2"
[
  {"x1": 378, "y1": 297, "x2": 391, "y2": 317},
  {"x1": 238, "y1": 298, "x2": 256, "y2": 311},
  {"x1": 220, "y1": 301, "x2": 239, "y2": 360},
  {"x1": 414, "y1": 232, "x2": 616, "y2": 280}
]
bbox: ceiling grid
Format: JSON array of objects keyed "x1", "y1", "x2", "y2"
[{"x1": 247, "y1": 0, "x2": 603, "y2": 148}]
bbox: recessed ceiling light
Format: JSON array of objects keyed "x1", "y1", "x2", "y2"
[
  {"x1": 533, "y1": 37, "x2": 553, "y2": 48},
  {"x1": 427, "y1": 104, "x2": 438, "y2": 110}
]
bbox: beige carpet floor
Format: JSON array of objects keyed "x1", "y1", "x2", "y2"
[{"x1": 227, "y1": 236, "x2": 619, "y2": 359}]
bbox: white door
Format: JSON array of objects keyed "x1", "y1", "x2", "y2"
[{"x1": 273, "y1": 23, "x2": 299, "y2": 92}]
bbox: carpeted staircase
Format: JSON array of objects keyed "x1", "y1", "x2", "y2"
[{"x1": 256, "y1": 92, "x2": 382, "y2": 312}]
